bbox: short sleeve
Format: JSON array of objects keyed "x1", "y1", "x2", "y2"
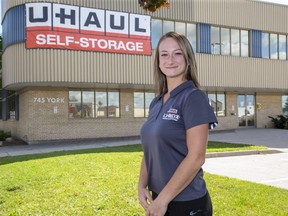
[{"x1": 182, "y1": 90, "x2": 218, "y2": 130}]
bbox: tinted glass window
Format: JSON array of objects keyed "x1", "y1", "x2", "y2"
[
  {"x1": 211, "y1": 26, "x2": 220, "y2": 54},
  {"x1": 96, "y1": 92, "x2": 107, "y2": 117},
  {"x1": 270, "y1": 33, "x2": 278, "y2": 59},
  {"x1": 262, "y1": 32, "x2": 269, "y2": 59},
  {"x1": 82, "y1": 91, "x2": 95, "y2": 118},
  {"x1": 241, "y1": 30, "x2": 249, "y2": 57},
  {"x1": 175, "y1": 22, "x2": 185, "y2": 36},
  {"x1": 187, "y1": 23, "x2": 197, "y2": 52},
  {"x1": 231, "y1": 29, "x2": 240, "y2": 56},
  {"x1": 69, "y1": 91, "x2": 82, "y2": 118},
  {"x1": 152, "y1": 19, "x2": 162, "y2": 49},
  {"x1": 221, "y1": 28, "x2": 230, "y2": 55},
  {"x1": 163, "y1": 20, "x2": 174, "y2": 34},
  {"x1": 108, "y1": 92, "x2": 120, "y2": 117},
  {"x1": 279, "y1": 35, "x2": 287, "y2": 60},
  {"x1": 134, "y1": 92, "x2": 145, "y2": 117}
]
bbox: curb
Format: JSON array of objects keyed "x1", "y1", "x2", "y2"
[{"x1": 206, "y1": 149, "x2": 282, "y2": 158}]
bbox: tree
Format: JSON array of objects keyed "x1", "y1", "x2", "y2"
[
  {"x1": 0, "y1": 35, "x2": 2, "y2": 70},
  {"x1": 0, "y1": 35, "x2": 2, "y2": 119},
  {"x1": 138, "y1": 0, "x2": 170, "y2": 12}
]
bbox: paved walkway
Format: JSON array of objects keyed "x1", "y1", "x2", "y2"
[
  {"x1": 0, "y1": 128, "x2": 287, "y2": 189},
  {"x1": 206, "y1": 128, "x2": 288, "y2": 190}
]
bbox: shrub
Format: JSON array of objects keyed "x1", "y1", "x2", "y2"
[
  {"x1": 268, "y1": 115, "x2": 288, "y2": 129},
  {"x1": 0, "y1": 130, "x2": 11, "y2": 141}
]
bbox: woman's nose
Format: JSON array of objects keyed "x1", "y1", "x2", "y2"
[{"x1": 166, "y1": 54, "x2": 175, "y2": 63}]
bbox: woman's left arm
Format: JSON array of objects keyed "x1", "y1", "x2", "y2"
[{"x1": 146, "y1": 123, "x2": 209, "y2": 216}]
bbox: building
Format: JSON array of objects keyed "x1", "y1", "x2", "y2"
[{"x1": 1, "y1": 0, "x2": 288, "y2": 144}]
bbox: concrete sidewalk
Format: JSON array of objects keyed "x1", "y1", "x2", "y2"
[
  {"x1": 206, "y1": 128, "x2": 288, "y2": 190},
  {"x1": 0, "y1": 128, "x2": 287, "y2": 189},
  {"x1": 208, "y1": 128, "x2": 288, "y2": 150},
  {"x1": 0, "y1": 137, "x2": 141, "y2": 158}
]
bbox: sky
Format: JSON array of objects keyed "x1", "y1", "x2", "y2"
[
  {"x1": 259, "y1": 0, "x2": 288, "y2": 5},
  {"x1": 0, "y1": 0, "x2": 288, "y2": 35}
]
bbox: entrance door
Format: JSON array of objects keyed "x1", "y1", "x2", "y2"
[{"x1": 238, "y1": 95, "x2": 255, "y2": 127}]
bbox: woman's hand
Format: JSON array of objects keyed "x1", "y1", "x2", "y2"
[
  {"x1": 138, "y1": 187, "x2": 153, "y2": 210},
  {"x1": 145, "y1": 198, "x2": 168, "y2": 216}
]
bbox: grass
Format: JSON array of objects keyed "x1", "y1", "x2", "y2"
[
  {"x1": 1, "y1": 142, "x2": 286, "y2": 216},
  {"x1": 207, "y1": 141, "x2": 267, "y2": 153}
]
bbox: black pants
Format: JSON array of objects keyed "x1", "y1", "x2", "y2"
[{"x1": 152, "y1": 191, "x2": 212, "y2": 216}]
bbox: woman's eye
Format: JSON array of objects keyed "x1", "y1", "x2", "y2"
[
  {"x1": 175, "y1": 52, "x2": 183, "y2": 55},
  {"x1": 161, "y1": 54, "x2": 168, "y2": 57}
]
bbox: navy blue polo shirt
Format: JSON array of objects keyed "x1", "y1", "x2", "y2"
[{"x1": 140, "y1": 80, "x2": 217, "y2": 201}]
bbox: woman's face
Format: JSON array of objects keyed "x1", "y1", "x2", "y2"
[{"x1": 158, "y1": 37, "x2": 186, "y2": 80}]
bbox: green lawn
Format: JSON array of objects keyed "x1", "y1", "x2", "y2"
[
  {"x1": 1, "y1": 143, "x2": 287, "y2": 216},
  {"x1": 207, "y1": 141, "x2": 267, "y2": 153}
]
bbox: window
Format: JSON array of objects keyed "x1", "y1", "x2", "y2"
[
  {"x1": 163, "y1": 20, "x2": 174, "y2": 34},
  {"x1": 175, "y1": 22, "x2": 185, "y2": 36},
  {"x1": 211, "y1": 26, "x2": 220, "y2": 55},
  {"x1": 82, "y1": 91, "x2": 95, "y2": 118},
  {"x1": 208, "y1": 93, "x2": 216, "y2": 113},
  {"x1": 282, "y1": 95, "x2": 288, "y2": 116},
  {"x1": 187, "y1": 23, "x2": 197, "y2": 52},
  {"x1": 108, "y1": 91, "x2": 120, "y2": 117},
  {"x1": 262, "y1": 32, "x2": 288, "y2": 60},
  {"x1": 279, "y1": 35, "x2": 287, "y2": 60},
  {"x1": 7, "y1": 91, "x2": 17, "y2": 120},
  {"x1": 270, "y1": 33, "x2": 278, "y2": 59},
  {"x1": 240, "y1": 30, "x2": 249, "y2": 57},
  {"x1": 96, "y1": 91, "x2": 107, "y2": 118},
  {"x1": 208, "y1": 92, "x2": 226, "y2": 117},
  {"x1": 211, "y1": 26, "x2": 249, "y2": 57},
  {"x1": 221, "y1": 28, "x2": 230, "y2": 55},
  {"x1": 151, "y1": 19, "x2": 197, "y2": 51},
  {"x1": 69, "y1": 90, "x2": 120, "y2": 118},
  {"x1": 262, "y1": 32, "x2": 269, "y2": 59},
  {"x1": 134, "y1": 91, "x2": 155, "y2": 117},
  {"x1": 231, "y1": 29, "x2": 240, "y2": 56},
  {"x1": 152, "y1": 19, "x2": 162, "y2": 49},
  {"x1": 145, "y1": 92, "x2": 155, "y2": 117},
  {"x1": 69, "y1": 91, "x2": 82, "y2": 118},
  {"x1": 134, "y1": 92, "x2": 144, "y2": 117},
  {"x1": 216, "y1": 94, "x2": 226, "y2": 116}
]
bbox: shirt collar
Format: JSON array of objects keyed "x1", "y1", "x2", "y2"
[{"x1": 157, "y1": 80, "x2": 196, "y2": 101}]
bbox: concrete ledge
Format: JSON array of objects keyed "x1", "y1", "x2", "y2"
[
  {"x1": 26, "y1": 136, "x2": 141, "y2": 145},
  {"x1": 206, "y1": 149, "x2": 282, "y2": 158}
]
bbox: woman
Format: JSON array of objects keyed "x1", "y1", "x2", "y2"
[{"x1": 138, "y1": 32, "x2": 218, "y2": 216}]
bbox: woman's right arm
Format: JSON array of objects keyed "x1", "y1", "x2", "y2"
[{"x1": 138, "y1": 157, "x2": 153, "y2": 210}]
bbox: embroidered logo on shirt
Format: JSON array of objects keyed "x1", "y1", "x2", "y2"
[{"x1": 162, "y1": 108, "x2": 180, "y2": 121}]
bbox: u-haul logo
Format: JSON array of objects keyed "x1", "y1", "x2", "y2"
[
  {"x1": 25, "y1": 3, "x2": 151, "y2": 55},
  {"x1": 162, "y1": 108, "x2": 180, "y2": 122}
]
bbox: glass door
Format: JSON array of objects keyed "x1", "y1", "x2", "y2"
[{"x1": 238, "y1": 95, "x2": 255, "y2": 127}]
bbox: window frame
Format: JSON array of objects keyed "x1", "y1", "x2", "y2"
[
  {"x1": 68, "y1": 89, "x2": 120, "y2": 119},
  {"x1": 133, "y1": 91, "x2": 155, "y2": 118},
  {"x1": 207, "y1": 92, "x2": 226, "y2": 117}
]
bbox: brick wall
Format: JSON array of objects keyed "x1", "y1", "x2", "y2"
[
  {"x1": 215, "y1": 92, "x2": 239, "y2": 130},
  {"x1": 2, "y1": 89, "x2": 283, "y2": 143},
  {"x1": 11, "y1": 88, "x2": 146, "y2": 143},
  {"x1": 256, "y1": 93, "x2": 282, "y2": 128}
]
